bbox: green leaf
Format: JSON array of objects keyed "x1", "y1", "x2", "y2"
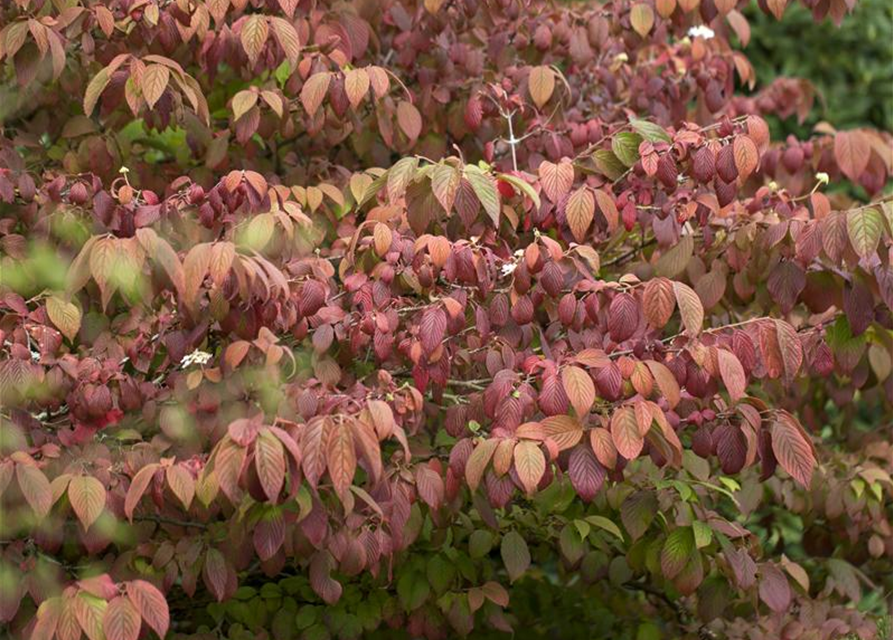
[
  {"x1": 660, "y1": 527, "x2": 695, "y2": 579},
  {"x1": 629, "y1": 117, "x2": 671, "y2": 143},
  {"x1": 593, "y1": 149, "x2": 626, "y2": 180},
  {"x1": 620, "y1": 491, "x2": 657, "y2": 541},
  {"x1": 585, "y1": 515, "x2": 624, "y2": 540},
  {"x1": 846, "y1": 206, "x2": 883, "y2": 259},
  {"x1": 500, "y1": 531, "x2": 531, "y2": 583},
  {"x1": 611, "y1": 132, "x2": 643, "y2": 167},
  {"x1": 397, "y1": 570, "x2": 430, "y2": 611},
  {"x1": 469, "y1": 529, "x2": 494, "y2": 559},
  {"x1": 693, "y1": 520, "x2": 713, "y2": 549},
  {"x1": 464, "y1": 165, "x2": 501, "y2": 227}
]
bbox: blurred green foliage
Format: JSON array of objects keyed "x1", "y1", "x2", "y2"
[{"x1": 744, "y1": 0, "x2": 893, "y2": 135}]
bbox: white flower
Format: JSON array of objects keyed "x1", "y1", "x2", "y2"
[
  {"x1": 181, "y1": 349, "x2": 212, "y2": 368},
  {"x1": 816, "y1": 172, "x2": 830, "y2": 185},
  {"x1": 687, "y1": 25, "x2": 715, "y2": 40},
  {"x1": 501, "y1": 262, "x2": 517, "y2": 278}
]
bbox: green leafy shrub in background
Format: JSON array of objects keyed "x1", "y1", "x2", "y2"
[{"x1": 745, "y1": 0, "x2": 893, "y2": 135}]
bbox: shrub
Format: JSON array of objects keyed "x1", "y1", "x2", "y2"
[{"x1": 0, "y1": 1, "x2": 892, "y2": 639}]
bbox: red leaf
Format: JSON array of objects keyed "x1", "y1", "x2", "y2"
[
  {"x1": 125, "y1": 464, "x2": 158, "y2": 521},
  {"x1": 125, "y1": 580, "x2": 169, "y2": 639},
  {"x1": 255, "y1": 428, "x2": 286, "y2": 501},
  {"x1": 513, "y1": 440, "x2": 546, "y2": 495},
  {"x1": 309, "y1": 551, "x2": 343, "y2": 604},
  {"x1": 15, "y1": 463, "x2": 52, "y2": 518},
  {"x1": 201, "y1": 549, "x2": 228, "y2": 602},
  {"x1": 568, "y1": 445, "x2": 605, "y2": 501},
  {"x1": 325, "y1": 419, "x2": 356, "y2": 501},
  {"x1": 540, "y1": 415, "x2": 583, "y2": 451},
  {"x1": 717, "y1": 349, "x2": 747, "y2": 401},
  {"x1": 561, "y1": 365, "x2": 595, "y2": 418},
  {"x1": 770, "y1": 413, "x2": 815, "y2": 487},
  {"x1": 611, "y1": 406, "x2": 643, "y2": 460},
  {"x1": 103, "y1": 596, "x2": 141, "y2": 640},
  {"x1": 758, "y1": 564, "x2": 792, "y2": 612},
  {"x1": 68, "y1": 475, "x2": 107, "y2": 530}
]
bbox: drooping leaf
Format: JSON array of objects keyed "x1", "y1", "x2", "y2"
[
  {"x1": 68, "y1": 475, "x2": 106, "y2": 530},
  {"x1": 125, "y1": 580, "x2": 169, "y2": 639},
  {"x1": 528, "y1": 65, "x2": 555, "y2": 109},
  {"x1": 103, "y1": 597, "x2": 141, "y2": 640},
  {"x1": 513, "y1": 441, "x2": 546, "y2": 495},
  {"x1": 500, "y1": 531, "x2": 531, "y2": 583},
  {"x1": 561, "y1": 366, "x2": 595, "y2": 418},
  {"x1": 46, "y1": 296, "x2": 81, "y2": 342},
  {"x1": 770, "y1": 414, "x2": 815, "y2": 487},
  {"x1": 255, "y1": 428, "x2": 286, "y2": 502}
]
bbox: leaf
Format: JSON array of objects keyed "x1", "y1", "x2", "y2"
[
  {"x1": 774, "y1": 319, "x2": 803, "y2": 381},
  {"x1": 568, "y1": 446, "x2": 606, "y2": 501},
  {"x1": 431, "y1": 164, "x2": 461, "y2": 214},
  {"x1": 240, "y1": 14, "x2": 269, "y2": 65},
  {"x1": 84, "y1": 68, "x2": 111, "y2": 115},
  {"x1": 419, "y1": 306, "x2": 447, "y2": 353},
  {"x1": 630, "y1": 3, "x2": 655, "y2": 37},
  {"x1": 674, "y1": 281, "x2": 704, "y2": 335},
  {"x1": 566, "y1": 187, "x2": 595, "y2": 242},
  {"x1": 325, "y1": 419, "x2": 356, "y2": 501},
  {"x1": 255, "y1": 429, "x2": 286, "y2": 502},
  {"x1": 301, "y1": 72, "x2": 331, "y2": 117},
  {"x1": 387, "y1": 156, "x2": 418, "y2": 203},
  {"x1": 717, "y1": 349, "x2": 747, "y2": 401},
  {"x1": 309, "y1": 551, "x2": 342, "y2": 605},
  {"x1": 231, "y1": 90, "x2": 258, "y2": 121},
  {"x1": 269, "y1": 16, "x2": 301, "y2": 67},
  {"x1": 68, "y1": 475, "x2": 106, "y2": 530},
  {"x1": 528, "y1": 65, "x2": 555, "y2": 109},
  {"x1": 500, "y1": 531, "x2": 531, "y2": 583},
  {"x1": 182, "y1": 243, "x2": 211, "y2": 309},
  {"x1": 561, "y1": 366, "x2": 595, "y2": 418},
  {"x1": 16, "y1": 463, "x2": 52, "y2": 518},
  {"x1": 465, "y1": 438, "x2": 499, "y2": 492},
  {"x1": 126, "y1": 580, "x2": 169, "y2": 639},
  {"x1": 834, "y1": 130, "x2": 871, "y2": 182},
  {"x1": 513, "y1": 441, "x2": 546, "y2": 495},
  {"x1": 538, "y1": 160, "x2": 574, "y2": 203},
  {"x1": 141, "y1": 64, "x2": 170, "y2": 110},
  {"x1": 103, "y1": 597, "x2": 141, "y2": 640},
  {"x1": 611, "y1": 132, "x2": 642, "y2": 167},
  {"x1": 464, "y1": 165, "x2": 501, "y2": 227},
  {"x1": 766, "y1": 0, "x2": 787, "y2": 19},
  {"x1": 74, "y1": 592, "x2": 107, "y2": 640},
  {"x1": 655, "y1": 234, "x2": 693, "y2": 278},
  {"x1": 770, "y1": 415, "x2": 815, "y2": 487},
  {"x1": 611, "y1": 406, "x2": 643, "y2": 460},
  {"x1": 202, "y1": 549, "x2": 228, "y2": 601},
  {"x1": 643, "y1": 277, "x2": 675, "y2": 328},
  {"x1": 847, "y1": 207, "x2": 883, "y2": 259},
  {"x1": 758, "y1": 564, "x2": 791, "y2": 612},
  {"x1": 541, "y1": 415, "x2": 583, "y2": 451},
  {"x1": 344, "y1": 68, "x2": 370, "y2": 109},
  {"x1": 733, "y1": 135, "x2": 760, "y2": 178},
  {"x1": 661, "y1": 527, "x2": 695, "y2": 579},
  {"x1": 481, "y1": 581, "x2": 509, "y2": 607},
  {"x1": 46, "y1": 296, "x2": 81, "y2": 341},
  {"x1": 396, "y1": 100, "x2": 422, "y2": 140},
  {"x1": 165, "y1": 465, "x2": 195, "y2": 511},
  {"x1": 124, "y1": 464, "x2": 157, "y2": 521},
  {"x1": 629, "y1": 117, "x2": 671, "y2": 143}
]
